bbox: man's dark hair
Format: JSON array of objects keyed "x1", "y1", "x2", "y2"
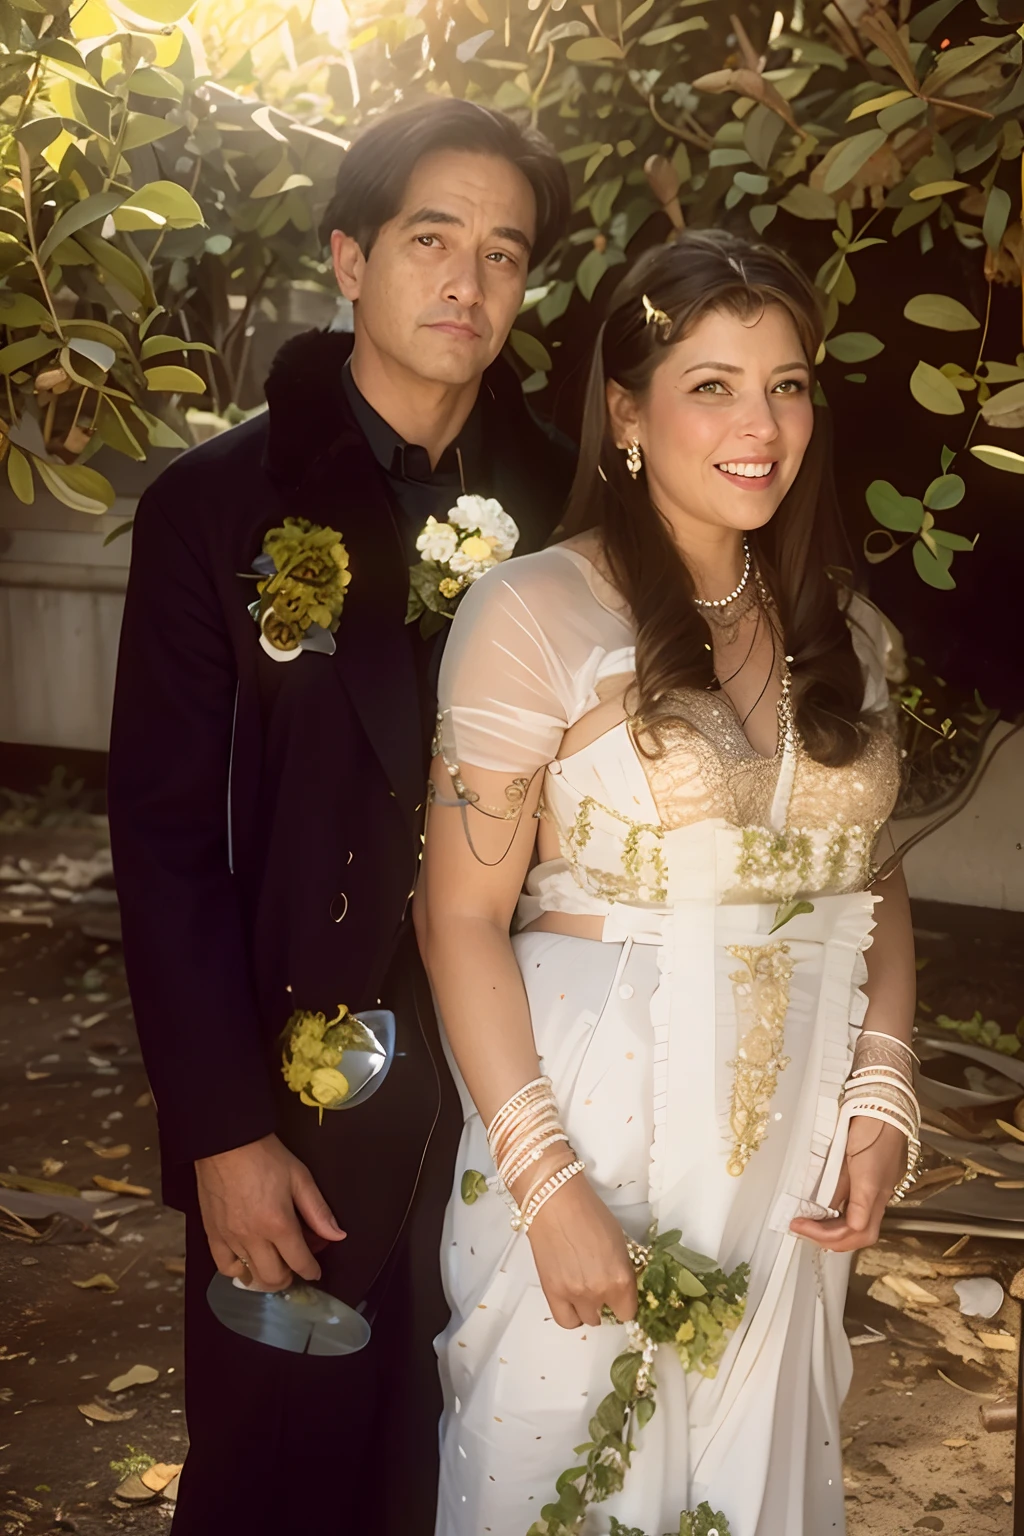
[{"x1": 318, "y1": 99, "x2": 570, "y2": 265}]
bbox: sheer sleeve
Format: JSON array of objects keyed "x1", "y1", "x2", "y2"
[
  {"x1": 435, "y1": 555, "x2": 577, "y2": 805},
  {"x1": 846, "y1": 591, "x2": 899, "y2": 718}
]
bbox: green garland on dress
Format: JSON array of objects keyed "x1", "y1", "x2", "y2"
[{"x1": 526, "y1": 1230, "x2": 748, "y2": 1536}]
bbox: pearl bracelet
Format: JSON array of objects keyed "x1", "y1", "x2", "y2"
[{"x1": 512, "y1": 1158, "x2": 586, "y2": 1233}]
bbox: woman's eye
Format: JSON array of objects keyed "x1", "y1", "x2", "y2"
[
  {"x1": 774, "y1": 379, "x2": 806, "y2": 394},
  {"x1": 694, "y1": 379, "x2": 727, "y2": 394}
]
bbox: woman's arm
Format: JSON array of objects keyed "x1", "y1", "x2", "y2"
[
  {"x1": 791, "y1": 853, "x2": 917, "y2": 1252},
  {"x1": 416, "y1": 760, "x2": 637, "y2": 1328}
]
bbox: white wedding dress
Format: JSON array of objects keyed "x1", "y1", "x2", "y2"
[{"x1": 431, "y1": 545, "x2": 901, "y2": 1536}]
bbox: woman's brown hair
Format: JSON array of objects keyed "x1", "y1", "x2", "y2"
[{"x1": 562, "y1": 228, "x2": 868, "y2": 768}]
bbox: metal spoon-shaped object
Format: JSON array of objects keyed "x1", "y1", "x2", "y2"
[
  {"x1": 206, "y1": 1010, "x2": 395, "y2": 1352},
  {"x1": 207, "y1": 1273, "x2": 371, "y2": 1355}
]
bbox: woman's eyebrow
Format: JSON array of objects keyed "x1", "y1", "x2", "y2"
[{"x1": 682, "y1": 359, "x2": 809, "y2": 375}]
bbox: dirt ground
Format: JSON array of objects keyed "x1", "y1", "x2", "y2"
[{"x1": 0, "y1": 824, "x2": 1019, "y2": 1536}]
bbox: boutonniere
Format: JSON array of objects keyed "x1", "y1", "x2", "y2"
[
  {"x1": 406, "y1": 494, "x2": 519, "y2": 638},
  {"x1": 280, "y1": 1004, "x2": 377, "y2": 1124},
  {"x1": 246, "y1": 517, "x2": 351, "y2": 662}
]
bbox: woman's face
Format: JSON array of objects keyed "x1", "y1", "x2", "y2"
[{"x1": 608, "y1": 302, "x2": 815, "y2": 537}]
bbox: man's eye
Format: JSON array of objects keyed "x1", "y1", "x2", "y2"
[
  {"x1": 486, "y1": 251, "x2": 515, "y2": 265},
  {"x1": 416, "y1": 234, "x2": 441, "y2": 248}
]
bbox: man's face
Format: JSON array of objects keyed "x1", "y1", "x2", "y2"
[{"x1": 332, "y1": 149, "x2": 537, "y2": 386}]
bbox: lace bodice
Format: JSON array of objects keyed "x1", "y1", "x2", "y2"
[{"x1": 435, "y1": 545, "x2": 901, "y2": 916}]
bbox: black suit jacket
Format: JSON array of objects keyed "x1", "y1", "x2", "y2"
[{"x1": 107, "y1": 328, "x2": 573, "y2": 1294}]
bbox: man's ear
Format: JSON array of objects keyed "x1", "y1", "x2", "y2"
[
  {"x1": 331, "y1": 229, "x2": 365, "y2": 302},
  {"x1": 606, "y1": 379, "x2": 640, "y2": 451}
]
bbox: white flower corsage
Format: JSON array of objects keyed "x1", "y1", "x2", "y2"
[{"x1": 406, "y1": 494, "x2": 519, "y2": 637}]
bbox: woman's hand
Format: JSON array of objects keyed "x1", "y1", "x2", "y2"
[
  {"x1": 526, "y1": 1170, "x2": 638, "y2": 1329},
  {"x1": 790, "y1": 1118, "x2": 909, "y2": 1254}
]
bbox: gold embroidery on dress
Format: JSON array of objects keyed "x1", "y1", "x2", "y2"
[
  {"x1": 432, "y1": 711, "x2": 531, "y2": 820},
  {"x1": 562, "y1": 793, "x2": 667, "y2": 903},
  {"x1": 725, "y1": 942, "x2": 795, "y2": 1176}
]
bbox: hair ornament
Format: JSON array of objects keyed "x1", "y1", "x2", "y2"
[
  {"x1": 727, "y1": 254, "x2": 749, "y2": 284},
  {"x1": 641, "y1": 293, "x2": 672, "y2": 339}
]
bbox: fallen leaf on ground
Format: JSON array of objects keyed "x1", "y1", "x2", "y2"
[
  {"x1": 77, "y1": 1402, "x2": 136, "y2": 1423},
  {"x1": 25, "y1": 1070, "x2": 51, "y2": 1081},
  {"x1": 162, "y1": 1258, "x2": 186, "y2": 1276},
  {"x1": 162, "y1": 1472, "x2": 180, "y2": 1502},
  {"x1": 140, "y1": 1463, "x2": 183, "y2": 1493},
  {"x1": 977, "y1": 1331, "x2": 1016, "y2": 1351},
  {"x1": 79, "y1": 1012, "x2": 108, "y2": 1030},
  {"x1": 996, "y1": 1118, "x2": 1024, "y2": 1143},
  {"x1": 943, "y1": 1235, "x2": 971, "y2": 1258},
  {"x1": 85, "y1": 1141, "x2": 131, "y2": 1160},
  {"x1": 92, "y1": 1175, "x2": 151, "y2": 1197},
  {"x1": 871, "y1": 1274, "x2": 942, "y2": 1307},
  {"x1": 134, "y1": 1091, "x2": 153, "y2": 1109},
  {"x1": 0, "y1": 1171, "x2": 81, "y2": 1199},
  {"x1": 41, "y1": 1158, "x2": 65, "y2": 1177},
  {"x1": 107, "y1": 1363, "x2": 159, "y2": 1392},
  {"x1": 72, "y1": 1273, "x2": 118, "y2": 1292},
  {"x1": 942, "y1": 1437, "x2": 969, "y2": 1447},
  {"x1": 113, "y1": 1474, "x2": 158, "y2": 1504},
  {"x1": 937, "y1": 1365, "x2": 1001, "y2": 1397}
]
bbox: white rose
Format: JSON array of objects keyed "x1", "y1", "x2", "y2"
[
  {"x1": 449, "y1": 540, "x2": 498, "y2": 580},
  {"x1": 448, "y1": 495, "x2": 519, "y2": 558},
  {"x1": 415, "y1": 516, "x2": 459, "y2": 564}
]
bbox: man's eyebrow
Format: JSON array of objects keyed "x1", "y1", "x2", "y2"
[
  {"x1": 400, "y1": 208, "x2": 533, "y2": 253},
  {"x1": 682, "y1": 359, "x2": 809, "y2": 375}
]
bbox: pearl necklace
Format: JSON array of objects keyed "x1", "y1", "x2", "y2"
[{"x1": 693, "y1": 537, "x2": 751, "y2": 610}]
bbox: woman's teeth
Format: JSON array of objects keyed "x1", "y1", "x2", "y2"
[{"x1": 716, "y1": 461, "x2": 775, "y2": 478}]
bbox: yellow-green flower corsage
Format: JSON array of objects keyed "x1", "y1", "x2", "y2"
[
  {"x1": 280, "y1": 1004, "x2": 375, "y2": 1122},
  {"x1": 249, "y1": 517, "x2": 351, "y2": 662}
]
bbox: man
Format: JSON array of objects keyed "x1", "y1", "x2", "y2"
[{"x1": 107, "y1": 99, "x2": 572, "y2": 1535}]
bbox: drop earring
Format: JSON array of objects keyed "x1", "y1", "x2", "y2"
[{"x1": 625, "y1": 439, "x2": 642, "y2": 480}]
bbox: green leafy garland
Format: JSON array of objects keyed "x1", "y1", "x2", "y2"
[{"x1": 527, "y1": 1231, "x2": 748, "y2": 1536}]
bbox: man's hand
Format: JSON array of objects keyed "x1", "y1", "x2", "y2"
[{"x1": 195, "y1": 1133, "x2": 345, "y2": 1292}]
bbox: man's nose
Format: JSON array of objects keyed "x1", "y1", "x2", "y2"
[{"x1": 442, "y1": 253, "x2": 485, "y2": 308}]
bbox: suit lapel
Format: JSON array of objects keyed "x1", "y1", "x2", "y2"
[{"x1": 288, "y1": 426, "x2": 424, "y2": 837}]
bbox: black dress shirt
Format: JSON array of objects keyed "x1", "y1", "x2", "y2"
[{"x1": 340, "y1": 359, "x2": 484, "y2": 559}]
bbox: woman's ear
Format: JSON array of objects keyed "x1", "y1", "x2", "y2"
[
  {"x1": 606, "y1": 379, "x2": 640, "y2": 450},
  {"x1": 331, "y1": 229, "x2": 365, "y2": 302}
]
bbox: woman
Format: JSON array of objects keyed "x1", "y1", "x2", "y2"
[{"x1": 415, "y1": 230, "x2": 917, "y2": 1536}]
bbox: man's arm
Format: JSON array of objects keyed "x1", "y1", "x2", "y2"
[
  {"x1": 108, "y1": 478, "x2": 276, "y2": 1167},
  {"x1": 109, "y1": 480, "x2": 345, "y2": 1290}
]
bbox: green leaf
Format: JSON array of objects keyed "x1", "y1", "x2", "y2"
[
  {"x1": 35, "y1": 460, "x2": 114, "y2": 515},
  {"x1": 103, "y1": 518, "x2": 135, "y2": 546},
  {"x1": 6, "y1": 444, "x2": 33, "y2": 504},
  {"x1": 913, "y1": 538, "x2": 956, "y2": 589},
  {"x1": 38, "y1": 192, "x2": 126, "y2": 267},
  {"x1": 822, "y1": 130, "x2": 887, "y2": 195},
  {"x1": 460, "y1": 1169, "x2": 488, "y2": 1205},
  {"x1": 537, "y1": 280, "x2": 573, "y2": 327},
  {"x1": 634, "y1": 1396, "x2": 656, "y2": 1430},
  {"x1": 129, "y1": 66, "x2": 185, "y2": 103},
  {"x1": 982, "y1": 187, "x2": 1010, "y2": 253},
  {"x1": 734, "y1": 171, "x2": 769, "y2": 195},
  {"x1": 566, "y1": 36, "x2": 623, "y2": 62},
  {"x1": 576, "y1": 246, "x2": 608, "y2": 302},
  {"x1": 121, "y1": 112, "x2": 178, "y2": 152},
  {"x1": 770, "y1": 898, "x2": 815, "y2": 933},
  {"x1": 95, "y1": 398, "x2": 145, "y2": 461},
  {"x1": 610, "y1": 1350, "x2": 642, "y2": 1401},
  {"x1": 583, "y1": 145, "x2": 613, "y2": 182},
  {"x1": 923, "y1": 473, "x2": 965, "y2": 510},
  {"x1": 910, "y1": 179, "x2": 967, "y2": 200},
  {"x1": 140, "y1": 335, "x2": 217, "y2": 360},
  {"x1": 639, "y1": 18, "x2": 708, "y2": 43},
  {"x1": 113, "y1": 181, "x2": 204, "y2": 232},
  {"x1": 113, "y1": 0, "x2": 194, "y2": 19},
  {"x1": 825, "y1": 332, "x2": 884, "y2": 362},
  {"x1": 847, "y1": 89, "x2": 913, "y2": 121},
  {"x1": 980, "y1": 380, "x2": 1024, "y2": 430},
  {"x1": 778, "y1": 184, "x2": 834, "y2": 220},
  {"x1": 910, "y1": 360, "x2": 965, "y2": 415},
  {"x1": 0, "y1": 292, "x2": 54, "y2": 330},
  {"x1": 144, "y1": 364, "x2": 207, "y2": 394},
  {"x1": 130, "y1": 404, "x2": 188, "y2": 450},
  {"x1": 908, "y1": 0, "x2": 966, "y2": 41},
  {"x1": 749, "y1": 204, "x2": 777, "y2": 235},
  {"x1": 903, "y1": 293, "x2": 979, "y2": 331},
  {"x1": 929, "y1": 529, "x2": 975, "y2": 551},
  {"x1": 673, "y1": 1267, "x2": 709, "y2": 1298},
  {"x1": 844, "y1": 373, "x2": 866, "y2": 383},
  {"x1": 743, "y1": 104, "x2": 784, "y2": 172},
  {"x1": 865, "y1": 479, "x2": 924, "y2": 532},
  {"x1": 940, "y1": 445, "x2": 956, "y2": 472},
  {"x1": 75, "y1": 230, "x2": 149, "y2": 305},
  {"x1": 69, "y1": 336, "x2": 115, "y2": 371},
  {"x1": 970, "y1": 444, "x2": 1024, "y2": 474},
  {"x1": 509, "y1": 329, "x2": 552, "y2": 373},
  {"x1": 0, "y1": 333, "x2": 56, "y2": 374},
  {"x1": 596, "y1": 1391, "x2": 626, "y2": 1437}
]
